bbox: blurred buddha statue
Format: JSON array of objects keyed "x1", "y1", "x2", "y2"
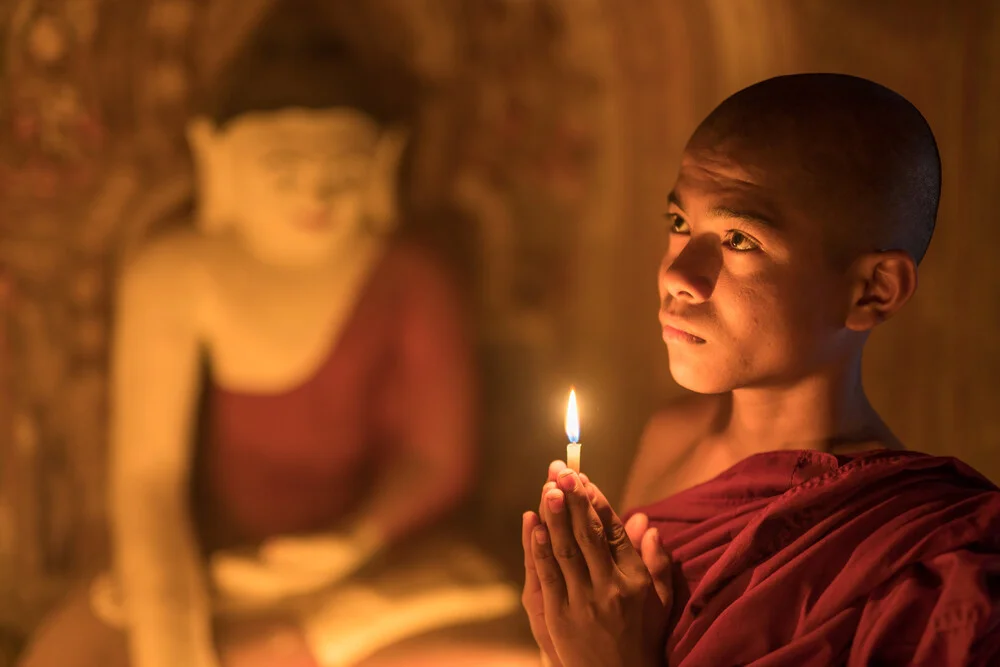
[{"x1": 18, "y1": 3, "x2": 529, "y2": 667}]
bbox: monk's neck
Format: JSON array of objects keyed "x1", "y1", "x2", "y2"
[{"x1": 717, "y1": 360, "x2": 898, "y2": 459}]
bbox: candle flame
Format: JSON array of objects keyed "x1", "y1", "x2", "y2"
[{"x1": 565, "y1": 388, "x2": 580, "y2": 443}]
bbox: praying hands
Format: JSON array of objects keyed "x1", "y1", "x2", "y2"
[{"x1": 522, "y1": 461, "x2": 674, "y2": 667}]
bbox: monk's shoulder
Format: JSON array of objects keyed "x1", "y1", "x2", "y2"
[
  {"x1": 642, "y1": 392, "x2": 725, "y2": 453},
  {"x1": 622, "y1": 393, "x2": 725, "y2": 508}
]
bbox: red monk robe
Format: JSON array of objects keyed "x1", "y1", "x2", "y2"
[{"x1": 628, "y1": 449, "x2": 1000, "y2": 666}]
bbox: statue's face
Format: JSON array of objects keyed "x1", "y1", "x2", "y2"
[{"x1": 225, "y1": 109, "x2": 382, "y2": 265}]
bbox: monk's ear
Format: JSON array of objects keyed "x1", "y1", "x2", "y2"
[{"x1": 844, "y1": 249, "x2": 918, "y2": 332}]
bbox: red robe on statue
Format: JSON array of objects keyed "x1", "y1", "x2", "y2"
[{"x1": 628, "y1": 449, "x2": 1000, "y2": 666}]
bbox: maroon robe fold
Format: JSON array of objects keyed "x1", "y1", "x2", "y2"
[{"x1": 628, "y1": 449, "x2": 1000, "y2": 666}]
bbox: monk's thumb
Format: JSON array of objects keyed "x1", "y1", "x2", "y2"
[
  {"x1": 626, "y1": 512, "x2": 649, "y2": 549},
  {"x1": 641, "y1": 528, "x2": 673, "y2": 607}
]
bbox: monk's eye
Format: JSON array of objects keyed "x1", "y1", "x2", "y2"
[
  {"x1": 664, "y1": 213, "x2": 690, "y2": 235},
  {"x1": 724, "y1": 230, "x2": 760, "y2": 252}
]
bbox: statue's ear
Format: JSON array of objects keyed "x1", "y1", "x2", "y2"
[
  {"x1": 364, "y1": 125, "x2": 409, "y2": 236},
  {"x1": 186, "y1": 116, "x2": 235, "y2": 234}
]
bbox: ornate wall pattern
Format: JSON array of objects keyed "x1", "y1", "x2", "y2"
[{"x1": 1, "y1": 0, "x2": 143, "y2": 636}]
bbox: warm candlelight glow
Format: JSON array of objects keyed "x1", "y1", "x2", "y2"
[{"x1": 565, "y1": 388, "x2": 580, "y2": 444}]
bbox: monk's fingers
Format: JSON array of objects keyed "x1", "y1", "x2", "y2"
[
  {"x1": 587, "y1": 479, "x2": 620, "y2": 544},
  {"x1": 641, "y1": 527, "x2": 673, "y2": 608},
  {"x1": 539, "y1": 481, "x2": 558, "y2": 523},
  {"x1": 625, "y1": 512, "x2": 650, "y2": 550},
  {"x1": 579, "y1": 473, "x2": 597, "y2": 503},
  {"x1": 583, "y1": 478, "x2": 646, "y2": 576},
  {"x1": 543, "y1": 487, "x2": 593, "y2": 591},
  {"x1": 525, "y1": 521, "x2": 564, "y2": 663},
  {"x1": 587, "y1": 480, "x2": 628, "y2": 546},
  {"x1": 548, "y1": 459, "x2": 567, "y2": 483},
  {"x1": 531, "y1": 524, "x2": 569, "y2": 613},
  {"x1": 555, "y1": 469, "x2": 617, "y2": 584},
  {"x1": 587, "y1": 479, "x2": 613, "y2": 516},
  {"x1": 521, "y1": 512, "x2": 550, "y2": 643},
  {"x1": 523, "y1": 511, "x2": 540, "y2": 571}
]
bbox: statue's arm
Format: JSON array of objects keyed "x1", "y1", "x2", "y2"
[{"x1": 108, "y1": 238, "x2": 218, "y2": 667}]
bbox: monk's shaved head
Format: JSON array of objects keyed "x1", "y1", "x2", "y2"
[{"x1": 688, "y1": 73, "x2": 941, "y2": 265}]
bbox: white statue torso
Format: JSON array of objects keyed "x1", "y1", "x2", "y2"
[{"x1": 169, "y1": 229, "x2": 386, "y2": 394}]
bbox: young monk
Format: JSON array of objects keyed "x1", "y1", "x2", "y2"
[{"x1": 522, "y1": 73, "x2": 1000, "y2": 666}]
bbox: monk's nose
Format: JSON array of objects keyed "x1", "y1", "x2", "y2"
[{"x1": 659, "y1": 235, "x2": 720, "y2": 304}]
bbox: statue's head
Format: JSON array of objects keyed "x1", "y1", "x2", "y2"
[{"x1": 187, "y1": 11, "x2": 409, "y2": 266}]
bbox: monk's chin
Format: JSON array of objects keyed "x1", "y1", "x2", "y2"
[
  {"x1": 669, "y1": 373, "x2": 728, "y2": 395},
  {"x1": 667, "y1": 358, "x2": 738, "y2": 395}
]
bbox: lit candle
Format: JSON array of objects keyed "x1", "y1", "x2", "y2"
[{"x1": 565, "y1": 388, "x2": 581, "y2": 472}]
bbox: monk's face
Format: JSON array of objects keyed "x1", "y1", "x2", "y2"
[{"x1": 658, "y1": 140, "x2": 856, "y2": 393}]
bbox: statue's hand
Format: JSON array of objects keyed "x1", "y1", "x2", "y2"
[
  {"x1": 209, "y1": 551, "x2": 334, "y2": 606},
  {"x1": 210, "y1": 528, "x2": 382, "y2": 606},
  {"x1": 210, "y1": 545, "x2": 354, "y2": 606},
  {"x1": 260, "y1": 531, "x2": 370, "y2": 579}
]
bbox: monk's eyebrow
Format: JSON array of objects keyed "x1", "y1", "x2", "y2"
[
  {"x1": 708, "y1": 204, "x2": 781, "y2": 230},
  {"x1": 669, "y1": 189, "x2": 782, "y2": 230}
]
